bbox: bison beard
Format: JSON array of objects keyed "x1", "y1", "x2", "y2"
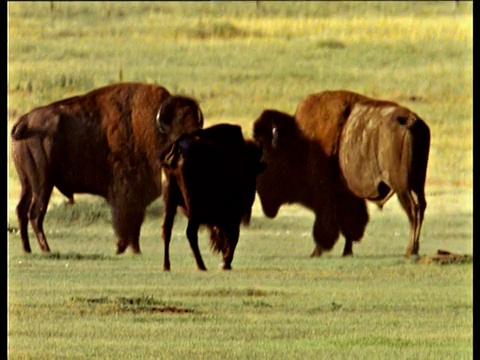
[
  {"x1": 160, "y1": 124, "x2": 265, "y2": 271},
  {"x1": 10, "y1": 82, "x2": 204, "y2": 254},
  {"x1": 253, "y1": 90, "x2": 430, "y2": 258}
]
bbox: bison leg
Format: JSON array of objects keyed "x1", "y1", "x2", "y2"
[
  {"x1": 221, "y1": 226, "x2": 240, "y2": 270},
  {"x1": 128, "y1": 209, "x2": 145, "y2": 254},
  {"x1": 186, "y1": 220, "x2": 207, "y2": 271},
  {"x1": 13, "y1": 150, "x2": 37, "y2": 253},
  {"x1": 111, "y1": 206, "x2": 145, "y2": 254},
  {"x1": 15, "y1": 180, "x2": 32, "y2": 253},
  {"x1": 338, "y1": 195, "x2": 369, "y2": 257},
  {"x1": 311, "y1": 214, "x2": 340, "y2": 257},
  {"x1": 162, "y1": 177, "x2": 185, "y2": 271},
  {"x1": 398, "y1": 190, "x2": 426, "y2": 258},
  {"x1": 161, "y1": 198, "x2": 178, "y2": 272},
  {"x1": 310, "y1": 244, "x2": 323, "y2": 257},
  {"x1": 28, "y1": 185, "x2": 54, "y2": 252},
  {"x1": 162, "y1": 211, "x2": 174, "y2": 271}
]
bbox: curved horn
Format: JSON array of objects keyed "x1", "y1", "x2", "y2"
[
  {"x1": 197, "y1": 108, "x2": 204, "y2": 128},
  {"x1": 156, "y1": 101, "x2": 170, "y2": 134},
  {"x1": 271, "y1": 126, "x2": 279, "y2": 149}
]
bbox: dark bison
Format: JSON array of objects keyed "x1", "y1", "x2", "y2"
[
  {"x1": 253, "y1": 90, "x2": 430, "y2": 258},
  {"x1": 10, "y1": 82, "x2": 204, "y2": 254},
  {"x1": 160, "y1": 123, "x2": 265, "y2": 270}
]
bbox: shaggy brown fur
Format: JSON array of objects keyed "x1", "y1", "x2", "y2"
[
  {"x1": 11, "y1": 82, "x2": 204, "y2": 254},
  {"x1": 253, "y1": 90, "x2": 430, "y2": 258},
  {"x1": 160, "y1": 124, "x2": 265, "y2": 270}
]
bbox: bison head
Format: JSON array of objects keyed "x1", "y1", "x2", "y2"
[
  {"x1": 155, "y1": 95, "x2": 204, "y2": 152},
  {"x1": 253, "y1": 110, "x2": 299, "y2": 152},
  {"x1": 252, "y1": 110, "x2": 301, "y2": 218}
]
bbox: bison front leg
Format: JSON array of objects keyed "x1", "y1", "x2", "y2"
[
  {"x1": 162, "y1": 177, "x2": 185, "y2": 271},
  {"x1": 342, "y1": 241, "x2": 353, "y2": 257},
  {"x1": 310, "y1": 244, "x2": 323, "y2": 257},
  {"x1": 161, "y1": 197, "x2": 178, "y2": 271},
  {"x1": 186, "y1": 220, "x2": 207, "y2": 271},
  {"x1": 311, "y1": 214, "x2": 340, "y2": 258},
  {"x1": 338, "y1": 195, "x2": 369, "y2": 257},
  {"x1": 128, "y1": 209, "x2": 145, "y2": 254},
  {"x1": 111, "y1": 206, "x2": 145, "y2": 255}
]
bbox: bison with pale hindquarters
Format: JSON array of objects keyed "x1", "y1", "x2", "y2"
[
  {"x1": 253, "y1": 90, "x2": 430, "y2": 258},
  {"x1": 160, "y1": 124, "x2": 265, "y2": 271},
  {"x1": 10, "y1": 82, "x2": 204, "y2": 254}
]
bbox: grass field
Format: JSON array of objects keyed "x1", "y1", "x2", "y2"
[{"x1": 7, "y1": 2, "x2": 473, "y2": 359}]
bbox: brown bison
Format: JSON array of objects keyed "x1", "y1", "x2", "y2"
[
  {"x1": 10, "y1": 82, "x2": 204, "y2": 254},
  {"x1": 253, "y1": 90, "x2": 430, "y2": 258},
  {"x1": 160, "y1": 123, "x2": 265, "y2": 270}
]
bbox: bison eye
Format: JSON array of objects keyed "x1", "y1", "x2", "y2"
[{"x1": 397, "y1": 116, "x2": 408, "y2": 126}]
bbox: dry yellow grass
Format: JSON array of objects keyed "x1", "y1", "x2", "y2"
[{"x1": 231, "y1": 15, "x2": 472, "y2": 43}]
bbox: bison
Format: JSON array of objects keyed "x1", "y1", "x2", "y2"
[
  {"x1": 10, "y1": 82, "x2": 204, "y2": 254},
  {"x1": 160, "y1": 123, "x2": 265, "y2": 270},
  {"x1": 253, "y1": 90, "x2": 430, "y2": 258}
]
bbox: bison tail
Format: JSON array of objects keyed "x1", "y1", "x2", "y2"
[
  {"x1": 11, "y1": 113, "x2": 59, "y2": 140},
  {"x1": 409, "y1": 118, "x2": 431, "y2": 192},
  {"x1": 11, "y1": 117, "x2": 29, "y2": 140},
  {"x1": 209, "y1": 226, "x2": 226, "y2": 254}
]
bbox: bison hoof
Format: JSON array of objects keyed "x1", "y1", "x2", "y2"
[
  {"x1": 405, "y1": 252, "x2": 420, "y2": 260},
  {"x1": 116, "y1": 242, "x2": 128, "y2": 255},
  {"x1": 131, "y1": 248, "x2": 142, "y2": 255},
  {"x1": 220, "y1": 262, "x2": 232, "y2": 270}
]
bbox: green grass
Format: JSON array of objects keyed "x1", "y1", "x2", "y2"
[
  {"x1": 8, "y1": 218, "x2": 473, "y2": 358},
  {"x1": 7, "y1": 2, "x2": 472, "y2": 359},
  {"x1": 7, "y1": 192, "x2": 473, "y2": 359}
]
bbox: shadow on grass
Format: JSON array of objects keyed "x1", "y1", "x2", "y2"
[
  {"x1": 70, "y1": 295, "x2": 195, "y2": 315},
  {"x1": 24, "y1": 252, "x2": 118, "y2": 261},
  {"x1": 181, "y1": 287, "x2": 281, "y2": 297},
  {"x1": 354, "y1": 253, "x2": 473, "y2": 265},
  {"x1": 39, "y1": 198, "x2": 164, "y2": 224}
]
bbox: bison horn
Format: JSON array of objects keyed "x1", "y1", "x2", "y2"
[
  {"x1": 156, "y1": 102, "x2": 170, "y2": 134},
  {"x1": 197, "y1": 108, "x2": 204, "y2": 127},
  {"x1": 272, "y1": 126, "x2": 279, "y2": 149}
]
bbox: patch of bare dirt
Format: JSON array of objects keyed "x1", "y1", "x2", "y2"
[{"x1": 416, "y1": 249, "x2": 472, "y2": 265}]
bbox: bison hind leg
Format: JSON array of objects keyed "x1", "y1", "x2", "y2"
[
  {"x1": 16, "y1": 183, "x2": 33, "y2": 253},
  {"x1": 220, "y1": 225, "x2": 240, "y2": 270},
  {"x1": 397, "y1": 189, "x2": 426, "y2": 258},
  {"x1": 28, "y1": 185, "x2": 54, "y2": 252},
  {"x1": 311, "y1": 215, "x2": 340, "y2": 257}
]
